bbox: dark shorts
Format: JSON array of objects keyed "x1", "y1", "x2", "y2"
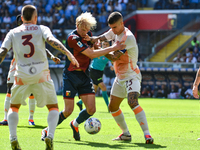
[
  {"x1": 89, "y1": 68, "x2": 103, "y2": 85},
  {"x1": 63, "y1": 71, "x2": 95, "y2": 99}
]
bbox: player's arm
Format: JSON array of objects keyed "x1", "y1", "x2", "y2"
[
  {"x1": 104, "y1": 50, "x2": 124, "y2": 61},
  {"x1": 0, "y1": 48, "x2": 8, "y2": 64},
  {"x1": 45, "y1": 49, "x2": 61, "y2": 64},
  {"x1": 82, "y1": 41, "x2": 126, "y2": 59},
  {"x1": 46, "y1": 36, "x2": 79, "y2": 67},
  {"x1": 84, "y1": 34, "x2": 107, "y2": 44},
  {"x1": 193, "y1": 67, "x2": 200, "y2": 98}
]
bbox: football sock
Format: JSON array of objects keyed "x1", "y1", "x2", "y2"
[
  {"x1": 102, "y1": 91, "x2": 109, "y2": 106},
  {"x1": 47, "y1": 108, "x2": 59, "y2": 139},
  {"x1": 4, "y1": 93, "x2": 11, "y2": 120},
  {"x1": 75, "y1": 108, "x2": 91, "y2": 125},
  {"x1": 77, "y1": 100, "x2": 83, "y2": 105},
  {"x1": 8, "y1": 107, "x2": 19, "y2": 140},
  {"x1": 57, "y1": 111, "x2": 66, "y2": 126},
  {"x1": 132, "y1": 105, "x2": 150, "y2": 135},
  {"x1": 111, "y1": 108, "x2": 130, "y2": 134},
  {"x1": 28, "y1": 95, "x2": 36, "y2": 120}
]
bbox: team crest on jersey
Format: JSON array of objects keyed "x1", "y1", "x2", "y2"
[
  {"x1": 66, "y1": 90, "x2": 71, "y2": 96},
  {"x1": 29, "y1": 67, "x2": 37, "y2": 74},
  {"x1": 77, "y1": 41, "x2": 83, "y2": 48}
]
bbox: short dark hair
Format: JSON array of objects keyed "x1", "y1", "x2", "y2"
[
  {"x1": 22, "y1": 5, "x2": 36, "y2": 21},
  {"x1": 107, "y1": 12, "x2": 123, "y2": 24}
]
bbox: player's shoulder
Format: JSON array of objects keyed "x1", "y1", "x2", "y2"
[
  {"x1": 125, "y1": 28, "x2": 134, "y2": 36},
  {"x1": 38, "y1": 24, "x2": 50, "y2": 30},
  {"x1": 68, "y1": 30, "x2": 81, "y2": 41},
  {"x1": 125, "y1": 29, "x2": 135, "y2": 40}
]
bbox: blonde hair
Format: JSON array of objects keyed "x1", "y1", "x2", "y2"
[{"x1": 76, "y1": 12, "x2": 97, "y2": 30}]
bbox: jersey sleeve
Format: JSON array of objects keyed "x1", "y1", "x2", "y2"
[
  {"x1": 1, "y1": 30, "x2": 12, "y2": 50},
  {"x1": 125, "y1": 35, "x2": 136, "y2": 50},
  {"x1": 67, "y1": 35, "x2": 88, "y2": 52},
  {"x1": 40, "y1": 25, "x2": 54, "y2": 40},
  {"x1": 103, "y1": 29, "x2": 115, "y2": 41}
]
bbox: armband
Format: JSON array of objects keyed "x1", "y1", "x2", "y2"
[{"x1": 119, "y1": 49, "x2": 127, "y2": 54}]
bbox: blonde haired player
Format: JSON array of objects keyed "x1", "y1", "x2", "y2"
[
  {"x1": 86, "y1": 11, "x2": 154, "y2": 144},
  {"x1": 41, "y1": 12, "x2": 126, "y2": 141},
  {"x1": 0, "y1": 5, "x2": 79, "y2": 150},
  {"x1": 0, "y1": 15, "x2": 61, "y2": 126}
]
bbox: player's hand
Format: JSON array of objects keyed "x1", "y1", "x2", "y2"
[
  {"x1": 112, "y1": 41, "x2": 126, "y2": 51},
  {"x1": 192, "y1": 85, "x2": 199, "y2": 99},
  {"x1": 84, "y1": 35, "x2": 98, "y2": 44},
  {"x1": 94, "y1": 40, "x2": 101, "y2": 49},
  {"x1": 68, "y1": 55, "x2": 79, "y2": 68},
  {"x1": 84, "y1": 34, "x2": 91, "y2": 41},
  {"x1": 52, "y1": 57, "x2": 61, "y2": 64},
  {"x1": 110, "y1": 66, "x2": 114, "y2": 71}
]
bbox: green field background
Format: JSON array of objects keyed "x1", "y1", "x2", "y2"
[{"x1": 0, "y1": 93, "x2": 199, "y2": 150}]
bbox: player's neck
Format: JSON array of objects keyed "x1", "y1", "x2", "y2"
[
  {"x1": 118, "y1": 27, "x2": 125, "y2": 36},
  {"x1": 23, "y1": 21, "x2": 34, "y2": 24}
]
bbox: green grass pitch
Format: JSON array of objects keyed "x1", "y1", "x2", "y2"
[{"x1": 0, "y1": 93, "x2": 200, "y2": 150}]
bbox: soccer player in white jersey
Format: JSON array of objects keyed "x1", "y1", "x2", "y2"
[
  {"x1": 0, "y1": 14, "x2": 61, "y2": 126},
  {"x1": 85, "y1": 11, "x2": 154, "y2": 144},
  {"x1": 0, "y1": 5, "x2": 79, "y2": 150}
]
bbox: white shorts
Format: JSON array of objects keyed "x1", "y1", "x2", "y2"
[
  {"x1": 11, "y1": 80, "x2": 58, "y2": 107},
  {"x1": 111, "y1": 73, "x2": 142, "y2": 98}
]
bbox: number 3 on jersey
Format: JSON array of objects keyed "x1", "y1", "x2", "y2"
[{"x1": 22, "y1": 34, "x2": 34, "y2": 58}]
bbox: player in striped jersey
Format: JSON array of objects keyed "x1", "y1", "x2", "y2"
[{"x1": 76, "y1": 41, "x2": 111, "y2": 112}]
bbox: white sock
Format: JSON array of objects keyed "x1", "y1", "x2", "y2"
[
  {"x1": 8, "y1": 108, "x2": 19, "y2": 140},
  {"x1": 28, "y1": 96, "x2": 36, "y2": 120},
  {"x1": 132, "y1": 105, "x2": 150, "y2": 135},
  {"x1": 47, "y1": 110, "x2": 59, "y2": 139},
  {"x1": 73, "y1": 119, "x2": 79, "y2": 127},
  {"x1": 111, "y1": 108, "x2": 130, "y2": 135},
  {"x1": 4, "y1": 94, "x2": 11, "y2": 120}
]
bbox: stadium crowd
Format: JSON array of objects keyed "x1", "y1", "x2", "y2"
[
  {"x1": 173, "y1": 37, "x2": 200, "y2": 63},
  {"x1": 154, "y1": 0, "x2": 200, "y2": 9},
  {"x1": 0, "y1": 0, "x2": 137, "y2": 60}
]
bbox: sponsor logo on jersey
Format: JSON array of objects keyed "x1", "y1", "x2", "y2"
[
  {"x1": 77, "y1": 41, "x2": 83, "y2": 48},
  {"x1": 8, "y1": 78, "x2": 10, "y2": 81}
]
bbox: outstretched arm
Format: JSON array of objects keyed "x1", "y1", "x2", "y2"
[
  {"x1": 193, "y1": 67, "x2": 200, "y2": 98},
  {"x1": 105, "y1": 50, "x2": 124, "y2": 61},
  {"x1": 84, "y1": 34, "x2": 107, "y2": 44},
  {"x1": 0, "y1": 48, "x2": 8, "y2": 64},
  {"x1": 82, "y1": 41, "x2": 126, "y2": 59},
  {"x1": 45, "y1": 49, "x2": 61, "y2": 64},
  {"x1": 46, "y1": 36, "x2": 79, "y2": 67}
]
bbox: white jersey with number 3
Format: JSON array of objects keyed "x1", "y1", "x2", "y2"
[
  {"x1": 2, "y1": 24, "x2": 53, "y2": 84},
  {"x1": 103, "y1": 27, "x2": 140, "y2": 80}
]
